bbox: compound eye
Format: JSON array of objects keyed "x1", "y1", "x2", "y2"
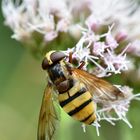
[
  {"x1": 51, "y1": 52, "x2": 66, "y2": 63},
  {"x1": 42, "y1": 51, "x2": 66, "y2": 70},
  {"x1": 42, "y1": 58, "x2": 49, "y2": 70}
]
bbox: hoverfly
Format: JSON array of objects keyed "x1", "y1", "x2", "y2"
[{"x1": 38, "y1": 51, "x2": 124, "y2": 140}]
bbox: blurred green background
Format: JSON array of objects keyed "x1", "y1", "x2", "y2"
[{"x1": 0, "y1": 1, "x2": 140, "y2": 140}]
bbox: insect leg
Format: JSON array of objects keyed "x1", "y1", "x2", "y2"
[
  {"x1": 77, "y1": 61, "x2": 85, "y2": 69},
  {"x1": 69, "y1": 52, "x2": 73, "y2": 63}
]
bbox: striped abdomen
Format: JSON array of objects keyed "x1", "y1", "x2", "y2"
[{"x1": 58, "y1": 80, "x2": 96, "y2": 125}]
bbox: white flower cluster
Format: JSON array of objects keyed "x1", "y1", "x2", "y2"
[
  {"x1": 95, "y1": 86, "x2": 140, "y2": 136},
  {"x1": 64, "y1": 25, "x2": 129, "y2": 76},
  {"x1": 2, "y1": 0, "x2": 71, "y2": 41},
  {"x1": 2, "y1": 0, "x2": 140, "y2": 56},
  {"x1": 64, "y1": 24, "x2": 140, "y2": 134}
]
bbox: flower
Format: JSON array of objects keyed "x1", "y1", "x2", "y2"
[
  {"x1": 95, "y1": 86, "x2": 140, "y2": 129},
  {"x1": 127, "y1": 40, "x2": 140, "y2": 56},
  {"x1": 2, "y1": 0, "x2": 140, "y2": 54},
  {"x1": 1, "y1": 0, "x2": 73, "y2": 56},
  {"x1": 2, "y1": 0, "x2": 72, "y2": 40},
  {"x1": 64, "y1": 25, "x2": 130, "y2": 76},
  {"x1": 85, "y1": 0, "x2": 139, "y2": 30},
  {"x1": 103, "y1": 48, "x2": 129, "y2": 74},
  {"x1": 64, "y1": 22, "x2": 140, "y2": 135}
]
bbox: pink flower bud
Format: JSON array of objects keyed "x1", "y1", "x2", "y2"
[{"x1": 115, "y1": 31, "x2": 127, "y2": 43}]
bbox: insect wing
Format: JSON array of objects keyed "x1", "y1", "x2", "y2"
[
  {"x1": 38, "y1": 83, "x2": 60, "y2": 140},
  {"x1": 72, "y1": 68, "x2": 124, "y2": 101}
]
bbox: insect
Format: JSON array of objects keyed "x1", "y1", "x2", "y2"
[{"x1": 37, "y1": 51, "x2": 124, "y2": 140}]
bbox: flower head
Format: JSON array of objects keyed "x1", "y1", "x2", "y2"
[
  {"x1": 65, "y1": 25, "x2": 130, "y2": 76},
  {"x1": 64, "y1": 22, "x2": 140, "y2": 135},
  {"x1": 2, "y1": 0, "x2": 72, "y2": 40},
  {"x1": 95, "y1": 86, "x2": 140, "y2": 130},
  {"x1": 2, "y1": 0, "x2": 140, "y2": 55},
  {"x1": 127, "y1": 40, "x2": 140, "y2": 57}
]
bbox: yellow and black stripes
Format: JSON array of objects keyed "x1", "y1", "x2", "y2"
[
  {"x1": 59, "y1": 87, "x2": 86, "y2": 107},
  {"x1": 58, "y1": 81, "x2": 96, "y2": 125},
  {"x1": 68, "y1": 98, "x2": 92, "y2": 116},
  {"x1": 80, "y1": 112, "x2": 96, "y2": 124},
  {"x1": 80, "y1": 112, "x2": 94, "y2": 122}
]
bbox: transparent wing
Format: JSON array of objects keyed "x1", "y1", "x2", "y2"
[
  {"x1": 72, "y1": 68, "x2": 124, "y2": 102},
  {"x1": 38, "y1": 82, "x2": 60, "y2": 140}
]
